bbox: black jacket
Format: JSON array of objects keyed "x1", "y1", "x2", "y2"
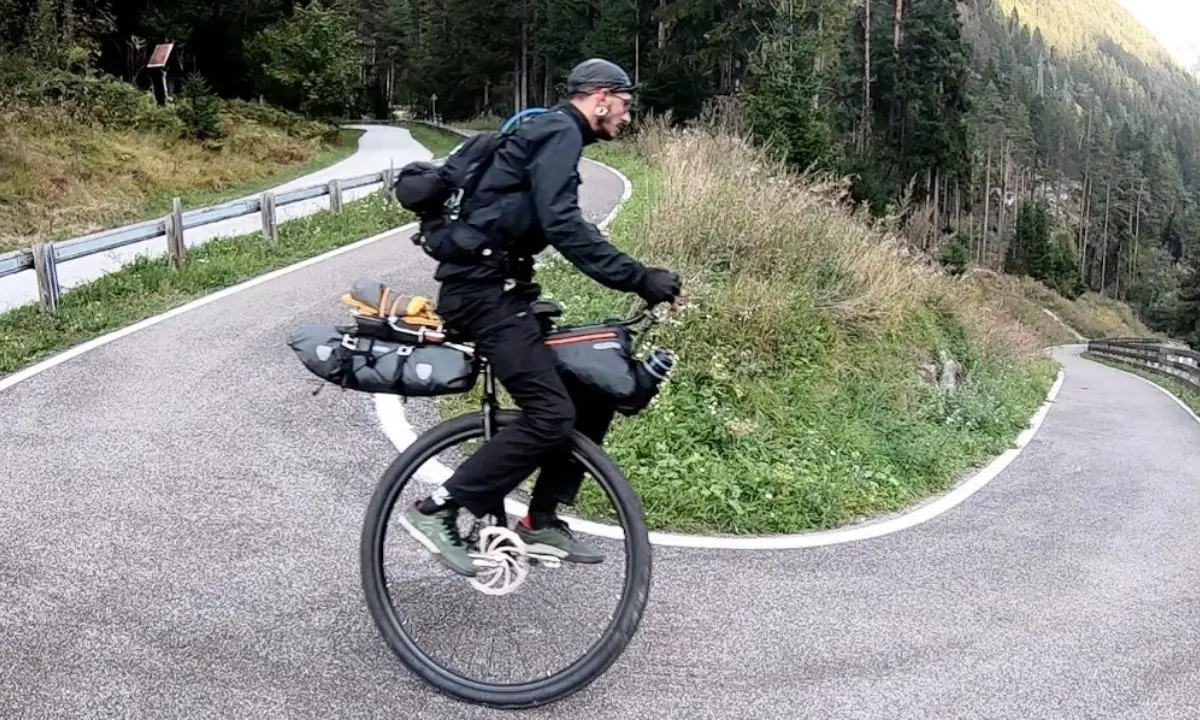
[{"x1": 433, "y1": 103, "x2": 651, "y2": 296}]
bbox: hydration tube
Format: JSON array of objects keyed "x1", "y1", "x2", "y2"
[{"x1": 500, "y1": 107, "x2": 549, "y2": 133}]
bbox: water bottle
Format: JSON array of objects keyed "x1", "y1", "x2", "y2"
[
  {"x1": 641, "y1": 347, "x2": 676, "y2": 385},
  {"x1": 616, "y1": 347, "x2": 677, "y2": 417}
]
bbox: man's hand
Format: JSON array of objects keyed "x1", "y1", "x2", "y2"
[{"x1": 639, "y1": 267, "x2": 681, "y2": 306}]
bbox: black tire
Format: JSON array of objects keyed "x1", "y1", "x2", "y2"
[{"x1": 359, "y1": 409, "x2": 653, "y2": 709}]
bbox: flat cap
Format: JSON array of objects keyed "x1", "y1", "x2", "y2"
[{"x1": 567, "y1": 58, "x2": 637, "y2": 94}]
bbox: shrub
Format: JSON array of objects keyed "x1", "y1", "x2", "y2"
[{"x1": 175, "y1": 73, "x2": 225, "y2": 141}]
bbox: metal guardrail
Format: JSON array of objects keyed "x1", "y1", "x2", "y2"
[
  {"x1": 1087, "y1": 337, "x2": 1200, "y2": 393},
  {"x1": 0, "y1": 119, "x2": 473, "y2": 314}
]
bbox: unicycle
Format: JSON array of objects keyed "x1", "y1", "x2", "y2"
[{"x1": 357, "y1": 304, "x2": 671, "y2": 709}]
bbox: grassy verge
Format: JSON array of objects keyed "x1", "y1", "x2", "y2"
[
  {"x1": 402, "y1": 123, "x2": 465, "y2": 158},
  {"x1": 1018, "y1": 279, "x2": 1151, "y2": 339},
  {"x1": 0, "y1": 194, "x2": 411, "y2": 376},
  {"x1": 958, "y1": 269, "x2": 1085, "y2": 345},
  {"x1": 438, "y1": 120, "x2": 1060, "y2": 535},
  {"x1": 140, "y1": 127, "x2": 363, "y2": 219},
  {"x1": 1, "y1": 99, "x2": 358, "y2": 254},
  {"x1": 454, "y1": 115, "x2": 507, "y2": 131},
  {"x1": 1081, "y1": 352, "x2": 1200, "y2": 414}
]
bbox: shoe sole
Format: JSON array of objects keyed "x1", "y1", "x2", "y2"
[
  {"x1": 518, "y1": 536, "x2": 605, "y2": 565},
  {"x1": 397, "y1": 512, "x2": 478, "y2": 578}
]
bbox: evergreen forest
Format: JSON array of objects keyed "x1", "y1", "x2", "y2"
[{"x1": 3, "y1": 0, "x2": 1199, "y2": 344}]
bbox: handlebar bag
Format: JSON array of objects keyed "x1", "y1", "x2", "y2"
[{"x1": 544, "y1": 323, "x2": 639, "y2": 402}]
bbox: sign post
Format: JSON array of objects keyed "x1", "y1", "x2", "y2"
[{"x1": 146, "y1": 42, "x2": 175, "y2": 106}]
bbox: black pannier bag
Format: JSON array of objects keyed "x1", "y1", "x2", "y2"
[
  {"x1": 544, "y1": 323, "x2": 639, "y2": 400},
  {"x1": 543, "y1": 322, "x2": 676, "y2": 417},
  {"x1": 288, "y1": 325, "x2": 477, "y2": 397}
]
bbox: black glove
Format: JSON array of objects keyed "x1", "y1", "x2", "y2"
[{"x1": 639, "y1": 268, "x2": 681, "y2": 306}]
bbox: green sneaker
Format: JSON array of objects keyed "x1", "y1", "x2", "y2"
[
  {"x1": 398, "y1": 504, "x2": 479, "y2": 577},
  {"x1": 515, "y1": 514, "x2": 605, "y2": 564}
]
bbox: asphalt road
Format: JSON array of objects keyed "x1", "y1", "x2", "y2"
[{"x1": 3, "y1": 152, "x2": 1200, "y2": 720}]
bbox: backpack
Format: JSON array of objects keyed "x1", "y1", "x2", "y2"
[{"x1": 394, "y1": 109, "x2": 549, "y2": 265}]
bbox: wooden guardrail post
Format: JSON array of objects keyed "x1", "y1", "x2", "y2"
[
  {"x1": 261, "y1": 192, "x2": 278, "y2": 242},
  {"x1": 328, "y1": 179, "x2": 344, "y2": 213},
  {"x1": 166, "y1": 197, "x2": 186, "y2": 268},
  {"x1": 31, "y1": 241, "x2": 61, "y2": 313},
  {"x1": 380, "y1": 166, "x2": 395, "y2": 203}
]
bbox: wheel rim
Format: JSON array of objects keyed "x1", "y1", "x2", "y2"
[{"x1": 364, "y1": 414, "x2": 651, "y2": 698}]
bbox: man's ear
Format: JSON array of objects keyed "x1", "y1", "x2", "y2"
[{"x1": 593, "y1": 89, "x2": 611, "y2": 115}]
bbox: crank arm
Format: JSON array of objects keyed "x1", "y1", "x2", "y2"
[{"x1": 525, "y1": 552, "x2": 563, "y2": 569}]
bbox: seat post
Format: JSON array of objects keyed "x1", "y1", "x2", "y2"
[{"x1": 481, "y1": 359, "x2": 496, "y2": 440}]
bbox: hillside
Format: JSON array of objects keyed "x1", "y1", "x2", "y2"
[
  {"x1": 435, "y1": 119, "x2": 1153, "y2": 533},
  {"x1": 326, "y1": 0, "x2": 1196, "y2": 344},
  {"x1": 0, "y1": 73, "x2": 354, "y2": 255},
  {"x1": 961, "y1": 0, "x2": 1200, "y2": 343},
  {"x1": 996, "y1": 0, "x2": 1177, "y2": 68}
]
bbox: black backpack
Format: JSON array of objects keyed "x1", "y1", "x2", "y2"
[{"x1": 393, "y1": 112, "x2": 548, "y2": 265}]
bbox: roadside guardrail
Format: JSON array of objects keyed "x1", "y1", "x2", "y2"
[
  {"x1": 0, "y1": 120, "x2": 470, "y2": 314},
  {"x1": 1087, "y1": 337, "x2": 1200, "y2": 393}
]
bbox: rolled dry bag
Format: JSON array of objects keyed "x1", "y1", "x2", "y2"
[
  {"x1": 393, "y1": 161, "x2": 450, "y2": 215},
  {"x1": 288, "y1": 325, "x2": 477, "y2": 397},
  {"x1": 544, "y1": 323, "x2": 639, "y2": 401}
]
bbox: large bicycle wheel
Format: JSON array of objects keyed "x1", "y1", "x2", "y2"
[{"x1": 359, "y1": 409, "x2": 653, "y2": 709}]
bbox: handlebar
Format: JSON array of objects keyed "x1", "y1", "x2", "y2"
[{"x1": 611, "y1": 301, "x2": 668, "y2": 330}]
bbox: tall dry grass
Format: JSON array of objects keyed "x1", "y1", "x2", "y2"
[
  {"x1": 624, "y1": 117, "x2": 1049, "y2": 361},
  {"x1": 447, "y1": 117, "x2": 1065, "y2": 533},
  {"x1": 1017, "y1": 277, "x2": 1152, "y2": 339},
  {"x1": 0, "y1": 103, "x2": 346, "y2": 253}
]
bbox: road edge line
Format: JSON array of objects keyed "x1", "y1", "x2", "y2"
[
  {"x1": 0, "y1": 222, "x2": 417, "y2": 394},
  {"x1": 1079, "y1": 352, "x2": 1200, "y2": 427}
]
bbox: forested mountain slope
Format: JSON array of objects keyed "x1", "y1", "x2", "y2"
[
  {"x1": 995, "y1": 0, "x2": 1176, "y2": 68},
  {"x1": 959, "y1": 0, "x2": 1200, "y2": 335}
]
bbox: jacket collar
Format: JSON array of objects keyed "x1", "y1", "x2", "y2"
[{"x1": 556, "y1": 102, "x2": 598, "y2": 146}]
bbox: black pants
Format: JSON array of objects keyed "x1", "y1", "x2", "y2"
[{"x1": 435, "y1": 281, "x2": 616, "y2": 518}]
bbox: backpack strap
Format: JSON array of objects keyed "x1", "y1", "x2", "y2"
[
  {"x1": 456, "y1": 139, "x2": 505, "y2": 214},
  {"x1": 456, "y1": 108, "x2": 550, "y2": 217}
]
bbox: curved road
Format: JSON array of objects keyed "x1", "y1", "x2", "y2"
[{"x1": 2, "y1": 154, "x2": 1199, "y2": 719}]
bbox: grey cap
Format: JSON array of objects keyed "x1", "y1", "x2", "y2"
[{"x1": 567, "y1": 58, "x2": 637, "y2": 95}]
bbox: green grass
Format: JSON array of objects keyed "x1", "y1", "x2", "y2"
[
  {"x1": 1082, "y1": 352, "x2": 1200, "y2": 414},
  {"x1": 402, "y1": 123, "x2": 465, "y2": 158},
  {"x1": 436, "y1": 128, "x2": 1058, "y2": 535},
  {"x1": 0, "y1": 193, "x2": 412, "y2": 376}
]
